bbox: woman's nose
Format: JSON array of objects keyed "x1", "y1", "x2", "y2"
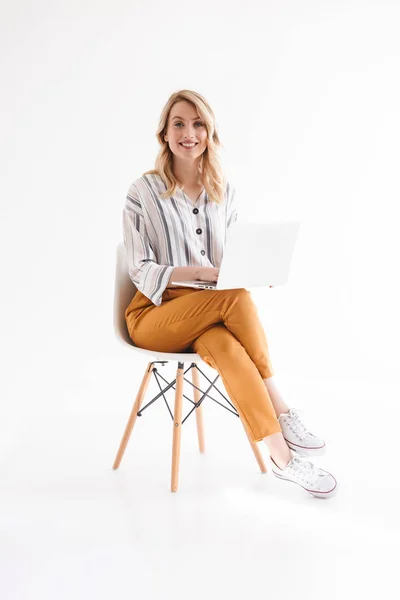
[{"x1": 184, "y1": 126, "x2": 196, "y2": 137}]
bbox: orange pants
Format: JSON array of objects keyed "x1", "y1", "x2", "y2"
[{"x1": 125, "y1": 286, "x2": 282, "y2": 442}]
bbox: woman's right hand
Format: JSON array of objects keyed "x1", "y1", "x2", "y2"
[{"x1": 197, "y1": 267, "x2": 220, "y2": 282}]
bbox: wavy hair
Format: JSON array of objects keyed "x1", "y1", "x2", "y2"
[{"x1": 142, "y1": 89, "x2": 227, "y2": 204}]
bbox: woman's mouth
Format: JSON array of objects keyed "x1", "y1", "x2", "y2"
[{"x1": 179, "y1": 143, "x2": 198, "y2": 149}]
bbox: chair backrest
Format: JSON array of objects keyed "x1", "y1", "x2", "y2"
[{"x1": 114, "y1": 242, "x2": 138, "y2": 346}]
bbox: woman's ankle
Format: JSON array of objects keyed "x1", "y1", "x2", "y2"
[
  {"x1": 271, "y1": 454, "x2": 292, "y2": 470},
  {"x1": 262, "y1": 431, "x2": 292, "y2": 469}
]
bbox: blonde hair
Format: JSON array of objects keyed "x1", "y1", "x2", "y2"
[{"x1": 142, "y1": 89, "x2": 227, "y2": 204}]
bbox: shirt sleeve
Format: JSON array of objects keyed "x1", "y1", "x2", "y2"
[
  {"x1": 226, "y1": 183, "x2": 238, "y2": 229},
  {"x1": 123, "y1": 188, "x2": 175, "y2": 307}
]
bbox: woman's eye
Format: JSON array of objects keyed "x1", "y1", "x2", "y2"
[{"x1": 174, "y1": 122, "x2": 204, "y2": 127}]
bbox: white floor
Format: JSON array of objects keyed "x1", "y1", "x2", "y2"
[{"x1": 1, "y1": 360, "x2": 399, "y2": 600}]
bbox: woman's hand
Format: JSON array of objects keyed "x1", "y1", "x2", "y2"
[{"x1": 197, "y1": 267, "x2": 220, "y2": 282}]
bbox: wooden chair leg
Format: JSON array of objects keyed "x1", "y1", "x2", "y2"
[
  {"x1": 241, "y1": 420, "x2": 268, "y2": 473},
  {"x1": 113, "y1": 362, "x2": 154, "y2": 470},
  {"x1": 171, "y1": 362, "x2": 184, "y2": 492},
  {"x1": 191, "y1": 366, "x2": 205, "y2": 453}
]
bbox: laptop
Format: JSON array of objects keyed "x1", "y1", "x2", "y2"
[{"x1": 170, "y1": 220, "x2": 300, "y2": 290}]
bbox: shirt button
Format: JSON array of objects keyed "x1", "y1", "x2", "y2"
[
  {"x1": 196, "y1": 228, "x2": 202, "y2": 235},
  {"x1": 193, "y1": 208, "x2": 199, "y2": 214},
  {"x1": 201, "y1": 250, "x2": 206, "y2": 256}
]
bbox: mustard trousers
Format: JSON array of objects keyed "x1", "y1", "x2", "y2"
[{"x1": 125, "y1": 286, "x2": 282, "y2": 443}]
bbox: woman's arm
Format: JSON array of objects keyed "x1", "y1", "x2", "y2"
[{"x1": 123, "y1": 193, "x2": 175, "y2": 306}]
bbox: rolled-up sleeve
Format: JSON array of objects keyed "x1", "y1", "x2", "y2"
[
  {"x1": 123, "y1": 192, "x2": 175, "y2": 307},
  {"x1": 227, "y1": 185, "x2": 238, "y2": 229}
]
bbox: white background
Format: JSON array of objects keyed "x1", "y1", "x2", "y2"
[{"x1": 1, "y1": 1, "x2": 399, "y2": 598}]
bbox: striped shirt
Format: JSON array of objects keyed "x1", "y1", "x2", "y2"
[{"x1": 122, "y1": 172, "x2": 238, "y2": 306}]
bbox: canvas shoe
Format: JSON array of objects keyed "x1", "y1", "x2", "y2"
[
  {"x1": 278, "y1": 408, "x2": 326, "y2": 456},
  {"x1": 271, "y1": 454, "x2": 338, "y2": 499}
]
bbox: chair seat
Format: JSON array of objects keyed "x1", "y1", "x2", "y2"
[{"x1": 116, "y1": 336, "x2": 205, "y2": 363}]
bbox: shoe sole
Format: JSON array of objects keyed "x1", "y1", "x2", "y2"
[
  {"x1": 272, "y1": 470, "x2": 338, "y2": 499},
  {"x1": 285, "y1": 438, "x2": 326, "y2": 457}
]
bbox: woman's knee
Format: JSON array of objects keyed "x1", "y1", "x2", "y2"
[{"x1": 223, "y1": 288, "x2": 257, "y2": 317}]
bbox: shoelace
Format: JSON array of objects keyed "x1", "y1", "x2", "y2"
[
  {"x1": 286, "y1": 409, "x2": 314, "y2": 441},
  {"x1": 289, "y1": 456, "x2": 325, "y2": 481}
]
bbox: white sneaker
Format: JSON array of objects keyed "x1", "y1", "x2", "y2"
[
  {"x1": 278, "y1": 408, "x2": 326, "y2": 456},
  {"x1": 271, "y1": 454, "x2": 338, "y2": 499}
]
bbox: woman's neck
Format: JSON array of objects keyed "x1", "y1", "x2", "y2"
[{"x1": 172, "y1": 158, "x2": 203, "y2": 188}]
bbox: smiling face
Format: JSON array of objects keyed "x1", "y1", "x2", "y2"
[{"x1": 164, "y1": 100, "x2": 208, "y2": 162}]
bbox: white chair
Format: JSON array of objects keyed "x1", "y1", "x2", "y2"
[{"x1": 112, "y1": 242, "x2": 267, "y2": 491}]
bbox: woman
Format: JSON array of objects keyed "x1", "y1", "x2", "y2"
[{"x1": 123, "y1": 89, "x2": 338, "y2": 499}]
